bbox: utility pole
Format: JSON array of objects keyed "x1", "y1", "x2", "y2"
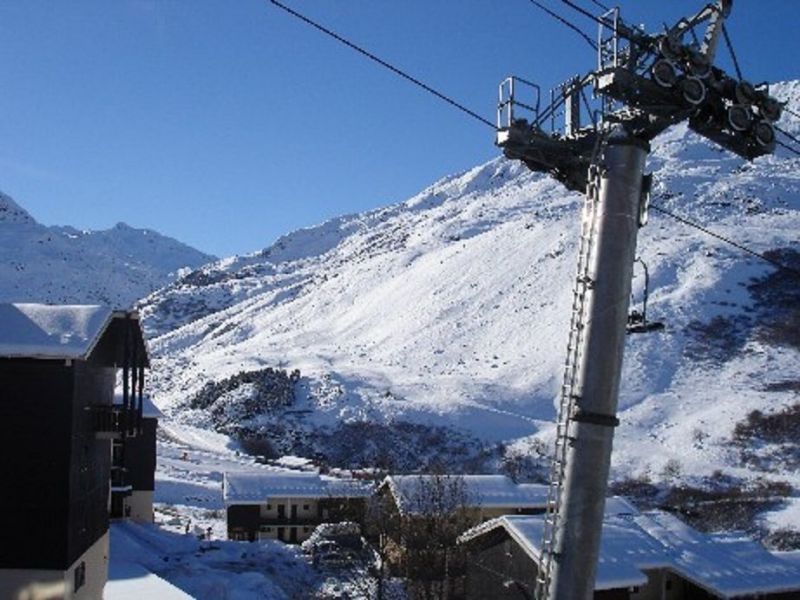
[{"x1": 495, "y1": 2, "x2": 781, "y2": 599}]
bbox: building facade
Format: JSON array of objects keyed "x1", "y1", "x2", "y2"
[
  {"x1": 0, "y1": 304, "x2": 148, "y2": 600},
  {"x1": 224, "y1": 471, "x2": 372, "y2": 544},
  {"x1": 111, "y1": 394, "x2": 161, "y2": 523}
]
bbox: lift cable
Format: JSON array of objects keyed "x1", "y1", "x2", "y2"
[
  {"x1": 650, "y1": 204, "x2": 800, "y2": 279},
  {"x1": 585, "y1": 0, "x2": 610, "y2": 12},
  {"x1": 721, "y1": 24, "x2": 743, "y2": 81},
  {"x1": 774, "y1": 124, "x2": 800, "y2": 149},
  {"x1": 558, "y1": 0, "x2": 614, "y2": 29},
  {"x1": 781, "y1": 105, "x2": 800, "y2": 121},
  {"x1": 527, "y1": 0, "x2": 598, "y2": 51},
  {"x1": 776, "y1": 139, "x2": 800, "y2": 158},
  {"x1": 267, "y1": 0, "x2": 496, "y2": 130},
  {"x1": 268, "y1": 0, "x2": 799, "y2": 279}
]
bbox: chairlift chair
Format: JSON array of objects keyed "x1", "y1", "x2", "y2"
[{"x1": 627, "y1": 258, "x2": 665, "y2": 334}]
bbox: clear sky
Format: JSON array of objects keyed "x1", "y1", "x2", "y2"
[{"x1": 1, "y1": 0, "x2": 799, "y2": 257}]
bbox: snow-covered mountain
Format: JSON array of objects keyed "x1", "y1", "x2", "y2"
[
  {"x1": 142, "y1": 82, "x2": 799, "y2": 516},
  {"x1": 0, "y1": 191, "x2": 215, "y2": 308}
]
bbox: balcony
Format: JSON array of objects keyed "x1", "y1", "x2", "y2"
[{"x1": 91, "y1": 405, "x2": 139, "y2": 439}]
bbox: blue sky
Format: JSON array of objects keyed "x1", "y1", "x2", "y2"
[{"x1": 1, "y1": 1, "x2": 799, "y2": 257}]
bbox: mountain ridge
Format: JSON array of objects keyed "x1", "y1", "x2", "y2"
[{"x1": 0, "y1": 190, "x2": 216, "y2": 309}]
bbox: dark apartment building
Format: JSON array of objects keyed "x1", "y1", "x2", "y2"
[{"x1": 0, "y1": 303, "x2": 148, "y2": 600}]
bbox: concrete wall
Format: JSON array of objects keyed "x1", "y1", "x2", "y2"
[
  {"x1": 123, "y1": 491, "x2": 153, "y2": 523},
  {"x1": 0, "y1": 531, "x2": 109, "y2": 600}
]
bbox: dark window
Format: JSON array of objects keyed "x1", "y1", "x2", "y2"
[
  {"x1": 303, "y1": 504, "x2": 309, "y2": 510},
  {"x1": 74, "y1": 562, "x2": 86, "y2": 592},
  {"x1": 665, "y1": 580, "x2": 672, "y2": 591},
  {"x1": 266, "y1": 504, "x2": 272, "y2": 510}
]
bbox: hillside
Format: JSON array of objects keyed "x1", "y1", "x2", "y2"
[
  {"x1": 141, "y1": 83, "x2": 800, "y2": 532},
  {"x1": 0, "y1": 191, "x2": 215, "y2": 308}
]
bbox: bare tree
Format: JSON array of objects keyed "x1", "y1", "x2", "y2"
[{"x1": 367, "y1": 473, "x2": 473, "y2": 600}]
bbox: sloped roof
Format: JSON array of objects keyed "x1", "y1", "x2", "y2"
[
  {"x1": 459, "y1": 501, "x2": 800, "y2": 597},
  {"x1": 0, "y1": 303, "x2": 114, "y2": 359},
  {"x1": 0, "y1": 303, "x2": 148, "y2": 364},
  {"x1": 224, "y1": 471, "x2": 373, "y2": 504},
  {"x1": 382, "y1": 474, "x2": 549, "y2": 515}
]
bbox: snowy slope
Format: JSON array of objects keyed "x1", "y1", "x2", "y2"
[
  {"x1": 0, "y1": 191, "x2": 215, "y2": 308},
  {"x1": 142, "y1": 82, "x2": 800, "y2": 488}
]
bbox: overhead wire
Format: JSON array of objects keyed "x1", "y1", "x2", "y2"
[
  {"x1": 267, "y1": 0, "x2": 496, "y2": 130},
  {"x1": 558, "y1": 0, "x2": 614, "y2": 29},
  {"x1": 781, "y1": 105, "x2": 800, "y2": 121},
  {"x1": 721, "y1": 24, "x2": 743, "y2": 81},
  {"x1": 776, "y1": 139, "x2": 800, "y2": 158},
  {"x1": 527, "y1": 0, "x2": 597, "y2": 51},
  {"x1": 267, "y1": 0, "x2": 799, "y2": 280},
  {"x1": 649, "y1": 204, "x2": 800, "y2": 280},
  {"x1": 774, "y1": 124, "x2": 800, "y2": 149},
  {"x1": 585, "y1": 0, "x2": 610, "y2": 12}
]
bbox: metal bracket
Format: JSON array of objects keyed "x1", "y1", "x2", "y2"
[{"x1": 572, "y1": 410, "x2": 620, "y2": 428}]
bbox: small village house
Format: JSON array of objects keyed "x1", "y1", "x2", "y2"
[
  {"x1": 459, "y1": 497, "x2": 800, "y2": 600},
  {"x1": 224, "y1": 470, "x2": 373, "y2": 543},
  {"x1": 0, "y1": 303, "x2": 148, "y2": 600}
]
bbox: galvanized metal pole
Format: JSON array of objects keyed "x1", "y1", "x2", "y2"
[{"x1": 549, "y1": 131, "x2": 649, "y2": 600}]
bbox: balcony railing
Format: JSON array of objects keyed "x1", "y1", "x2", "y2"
[{"x1": 91, "y1": 405, "x2": 139, "y2": 438}]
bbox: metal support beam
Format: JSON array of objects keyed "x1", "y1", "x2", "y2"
[{"x1": 549, "y1": 132, "x2": 648, "y2": 600}]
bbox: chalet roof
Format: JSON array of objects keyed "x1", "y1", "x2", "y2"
[
  {"x1": 0, "y1": 303, "x2": 148, "y2": 364},
  {"x1": 459, "y1": 501, "x2": 800, "y2": 597},
  {"x1": 381, "y1": 474, "x2": 549, "y2": 515},
  {"x1": 223, "y1": 471, "x2": 373, "y2": 504}
]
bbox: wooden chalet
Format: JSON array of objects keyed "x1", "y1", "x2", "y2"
[{"x1": 0, "y1": 303, "x2": 148, "y2": 600}]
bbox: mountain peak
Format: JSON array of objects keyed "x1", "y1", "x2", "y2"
[{"x1": 0, "y1": 192, "x2": 36, "y2": 225}]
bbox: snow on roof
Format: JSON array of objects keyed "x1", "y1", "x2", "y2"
[
  {"x1": 113, "y1": 390, "x2": 164, "y2": 419},
  {"x1": 0, "y1": 303, "x2": 114, "y2": 359},
  {"x1": 638, "y1": 511, "x2": 800, "y2": 597},
  {"x1": 106, "y1": 561, "x2": 193, "y2": 600},
  {"x1": 459, "y1": 504, "x2": 800, "y2": 596},
  {"x1": 383, "y1": 474, "x2": 548, "y2": 515},
  {"x1": 224, "y1": 471, "x2": 373, "y2": 504}
]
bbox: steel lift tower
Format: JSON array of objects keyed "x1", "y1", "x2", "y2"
[{"x1": 496, "y1": 2, "x2": 782, "y2": 599}]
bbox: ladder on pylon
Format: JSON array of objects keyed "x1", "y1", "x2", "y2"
[{"x1": 534, "y1": 165, "x2": 601, "y2": 600}]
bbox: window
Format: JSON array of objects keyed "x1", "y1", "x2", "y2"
[
  {"x1": 665, "y1": 580, "x2": 672, "y2": 591},
  {"x1": 74, "y1": 562, "x2": 86, "y2": 592},
  {"x1": 303, "y1": 504, "x2": 309, "y2": 510},
  {"x1": 266, "y1": 504, "x2": 272, "y2": 510}
]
